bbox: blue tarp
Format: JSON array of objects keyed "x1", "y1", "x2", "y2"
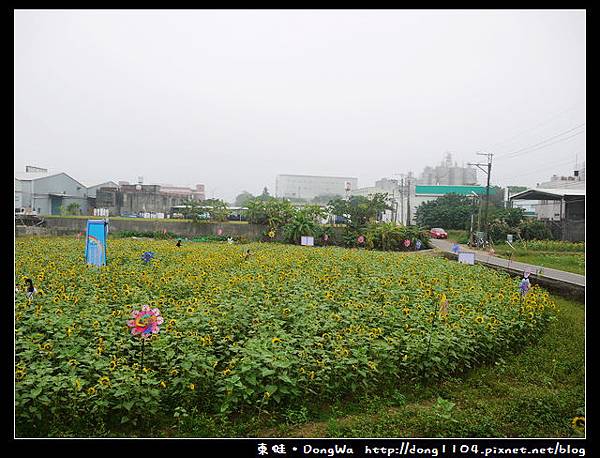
[{"x1": 85, "y1": 219, "x2": 108, "y2": 266}]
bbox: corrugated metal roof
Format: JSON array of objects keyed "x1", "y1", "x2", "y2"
[
  {"x1": 87, "y1": 181, "x2": 119, "y2": 189},
  {"x1": 14, "y1": 171, "x2": 87, "y2": 189},
  {"x1": 15, "y1": 171, "x2": 56, "y2": 181},
  {"x1": 510, "y1": 188, "x2": 586, "y2": 200}
]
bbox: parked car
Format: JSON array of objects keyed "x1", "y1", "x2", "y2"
[{"x1": 430, "y1": 227, "x2": 448, "y2": 239}]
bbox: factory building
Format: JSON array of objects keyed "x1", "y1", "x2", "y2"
[
  {"x1": 275, "y1": 174, "x2": 358, "y2": 200},
  {"x1": 417, "y1": 153, "x2": 477, "y2": 186},
  {"x1": 15, "y1": 166, "x2": 89, "y2": 215}
]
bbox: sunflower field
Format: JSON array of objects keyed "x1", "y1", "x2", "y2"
[{"x1": 14, "y1": 236, "x2": 557, "y2": 435}]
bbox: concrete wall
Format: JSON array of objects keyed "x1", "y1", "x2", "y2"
[
  {"x1": 96, "y1": 187, "x2": 189, "y2": 216},
  {"x1": 42, "y1": 217, "x2": 267, "y2": 239},
  {"x1": 28, "y1": 217, "x2": 348, "y2": 244}
]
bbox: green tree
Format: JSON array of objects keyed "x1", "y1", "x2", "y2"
[
  {"x1": 519, "y1": 219, "x2": 553, "y2": 241},
  {"x1": 365, "y1": 222, "x2": 430, "y2": 251},
  {"x1": 199, "y1": 199, "x2": 230, "y2": 222},
  {"x1": 234, "y1": 191, "x2": 254, "y2": 207},
  {"x1": 508, "y1": 185, "x2": 528, "y2": 195},
  {"x1": 257, "y1": 187, "x2": 271, "y2": 201},
  {"x1": 298, "y1": 204, "x2": 327, "y2": 223},
  {"x1": 66, "y1": 203, "x2": 81, "y2": 215},
  {"x1": 327, "y1": 193, "x2": 392, "y2": 230},
  {"x1": 283, "y1": 213, "x2": 320, "y2": 244},
  {"x1": 490, "y1": 207, "x2": 526, "y2": 228},
  {"x1": 245, "y1": 197, "x2": 295, "y2": 228},
  {"x1": 415, "y1": 193, "x2": 477, "y2": 230},
  {"x1": 312, "y1": 193, "x2": 342, "y2": 205},
  {"x1": 181, "y1": 198, "x2": 202, "y2": 221}
]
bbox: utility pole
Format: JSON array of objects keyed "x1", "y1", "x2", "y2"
[
  {"x1": 399, "y1": 177, "x2": 404, "y2": 225},
  {"x1": 468, "y1": 153, "x2": 493, "y2": 242},
  {"x1": 405, "y1": 174, "x2": 412, "y2": 226},
  {"x1": 392, "y1": 174, "x2": 405, "y2": 225}
]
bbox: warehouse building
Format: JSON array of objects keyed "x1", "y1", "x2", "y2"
[
  {"x1": 95, "y1": 183, "x2": 191, "y2": 216},
  {"x1": 15, "y1": 167, "x2": 89, "y2": 215},
  {"x1": 510, "y1": 188, "x2": 585, "y2": 241}
]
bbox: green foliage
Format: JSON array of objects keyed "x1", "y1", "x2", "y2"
[
  {"x1": 283, "y1": 214, "x2": 320, "y2": 244},
  {"x1": 60, "y1": 203, "x2": 81, "y2": 216},
  {"x1": 491, "y1": 207, "x2": 526, "y2": 228},
  {"x1": 282, "y1": 205, "x2": 327, "y2": 244},
  {"x1": 327, "y1": 193, "x2": 392, "y2": 229},
  {"x1": 113, "y1": 230, "x2": 178, "y2": 240},
  {"x1": 431, "y1": 397, "x2": 458, "y2": 422},
  {"x1": 199, "y1": 199, "x2": 230, "y2": 222},
  {"x1": 312, "y1": 194, "x2": 343, "y2": 205},
  {"x1": 519, "y1": 219, "x2": 553, "y2": 241},
  {"x1": 515, "y1": 240, "x2": 584, "y2": 252},
  {"x1": 257, "y1": 187, "x2": 271, "y2": 201},
  {"x1": 191, "y1": 235, "x2": 229, "y2": 242},
  {"x1": 181, "y1": 198, "x2": 203, "y2": 222},
  {"x1": 234, "y1": 191, "x2": 255, "y2": 208},
  {"x1": 245, "y1": 197, "x2": 295, "y2": 228},
  {"x1": 415, "y1": 194, "x2": 477, "y2": 230},
  {"x1": 364, "y1": 223, "x2": 430, "y2": 251},
  {"x1": 488, "y1": 220, "x2": 513, "y2": 244}
]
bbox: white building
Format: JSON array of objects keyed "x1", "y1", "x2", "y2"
[
  {"x1": 535, "y1": 162, "x2": 585, "y2": 220},
  {"x1": 15, "y1": 167, "x2": 89, "y2": 215},
  {"x1": 351, "y1": 175, "x2": 416, "y2": 224},
  {"x1": 275, "y1": 174, "x2": 358, "y2": 200}
]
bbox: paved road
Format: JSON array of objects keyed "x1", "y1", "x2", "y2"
[{"x1": 429, "y1": 238, "x2": 585, "y2": 287}]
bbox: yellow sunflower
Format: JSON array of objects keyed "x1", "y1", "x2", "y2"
[{"x1": 572, "y1": 416, "x2": 585, "y2": 431}]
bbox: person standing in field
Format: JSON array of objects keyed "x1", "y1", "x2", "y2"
[{"x1": 25, "y1": 278, "x2": 37, "y2": 300}]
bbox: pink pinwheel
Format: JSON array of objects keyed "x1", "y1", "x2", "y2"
[
  {"x1": 357, "y1": 235, "x2": 365, "y2": 244},
  {"x1": 403, "y1": 239, "x2": 411, "y2": 247},
  {"x1": 127, "y1": 305, "x2": 164, "y2": 338}
]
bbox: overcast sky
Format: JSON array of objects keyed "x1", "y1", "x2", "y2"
[{"x1": 14, "y1": 9, "x2": 585, "y2": 202}]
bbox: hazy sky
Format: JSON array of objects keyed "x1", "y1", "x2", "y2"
[{"x1": 14, "y1": 9, "x2": 585, "y2": 202}]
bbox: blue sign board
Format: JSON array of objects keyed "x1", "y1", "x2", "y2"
[{"x1": 85, "y1": 219, "x2": 108, "y2": 266}]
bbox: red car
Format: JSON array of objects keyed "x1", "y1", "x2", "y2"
[{"x1": 430, "y1": 227, "x2": 448, "y2": 239}]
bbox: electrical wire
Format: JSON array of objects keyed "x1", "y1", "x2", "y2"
[
  {"x1": 487, "y1": 101, "x2": 583, "y2": 152},
  {"x1": 496, "y1": 157, "x2": 580, "y2": 181},
  {"x1": 494, "y1": 123, "x2": 585, "y2": 160}
]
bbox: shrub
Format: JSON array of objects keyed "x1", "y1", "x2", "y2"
[
  {"x1": 365, "y1": 223, "x2": 430, "y2": 251},
  {"x1": 519, "y1": 220, "x2": 553, "y2": 241}
]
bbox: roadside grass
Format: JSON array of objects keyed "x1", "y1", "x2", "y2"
[
  {"x1": 493, "y1": 251, "x2": 585, "y2": 276},
  {"x1": 442, "y1": 231, "x2": 585, "y2": 275},
  {"x1": 446, "y1": 230, "x2": 469, "y2": 243},
  {"x1": 43, "y1": 215, "x2": 249, "y2": 224}
]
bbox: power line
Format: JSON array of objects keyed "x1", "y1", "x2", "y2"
[
  {"x1": 502, "y1": 130, "x2": 585, "y2": 160},
  {"x1": 496, "y1": 157, "x2": 580, "y2": 181},
  {"x1": 487, "y1": 102, "x2": 583, "y2": 152},
  {"x1": 495, "y1": 123, "x2": 586, "y2": 161}
]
